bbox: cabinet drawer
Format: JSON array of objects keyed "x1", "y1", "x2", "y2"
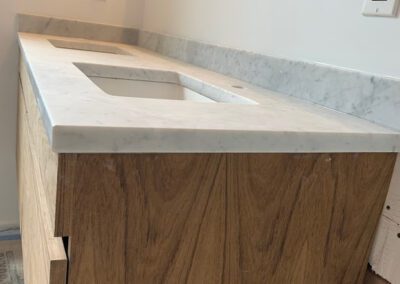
[{"x1": 18, "y1": 84, "x2": 68, "y2": 284}]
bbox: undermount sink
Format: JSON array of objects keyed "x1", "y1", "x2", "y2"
[
  {"x1": 89, "y1": 77, "x2": 216, "y2": 103},
  {"x1": 74, "y1": 63, "x2": 258, "y2": 104},
  {"x1": 49, "y1": 39, "x2": 130, "y2": 55}
]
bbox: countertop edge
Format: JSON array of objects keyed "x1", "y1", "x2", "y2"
[{"x1": 19, "y1": 33, "x2": 400, "y2": 154}]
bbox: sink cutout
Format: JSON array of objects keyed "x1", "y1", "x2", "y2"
[
  {"x1": 89, "y1": 77, "x2": 216, "y2": 103},
  {"x1": 74, "y1": 63, "x2": 258, "y2": 104},
  {"x1": 49, "y1": 39, "x2": 130, "y2": 55}
]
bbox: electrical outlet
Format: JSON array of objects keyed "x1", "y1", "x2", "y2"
[{"x1": 363, "y1": 0, "x2": 399, "y2": 17}]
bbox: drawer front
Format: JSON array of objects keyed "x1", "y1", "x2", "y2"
[{"x1": 18, "y1": 83, "x2": 68, "y2": 284}]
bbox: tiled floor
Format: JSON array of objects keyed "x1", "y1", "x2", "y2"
[
  {"x1": 0, "y1": 240, "x2": 24, "y2": 284},
  {"x1": 0, "y1": 239, "x2": 390, "y2": 284}
]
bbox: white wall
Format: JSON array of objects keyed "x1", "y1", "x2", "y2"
[
  {"x1": 17, "y1": 0, "x2": 144, "y2": 28},
  {"x1": 0, "y1": 0, "x2": 19, "y2": 228},
  {"x1": 0, "y1": 0, "x2": 145, "y2": 229},
  {"x1": 142, "y1": 0, "x2": 400, "y2": 78}
]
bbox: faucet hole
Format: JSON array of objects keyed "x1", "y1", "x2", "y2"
[{"x1": 232, "y1": 85, "x2": 244, "y2": 89}]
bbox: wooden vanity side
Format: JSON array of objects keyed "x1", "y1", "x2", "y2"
[
  {"x1": 369, "y1": 154, "x2": 400, "y2": 283},
  {"x1": 18, "y1": 80, "x2": 68, "y2": 284},
  {"x1": 19, "y1": 59, "x2": 65, "y2": 236},
  {"x1": 60, "y1": 152, "x2": 395, "y2": 284}
]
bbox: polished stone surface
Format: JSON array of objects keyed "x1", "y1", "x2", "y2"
[
  {"x1": 18, "y1": 14, "x2": 400, "y2": 132},
  {"x1": 18, "y1": 33, "x2": 400, "y2": 153},
  {"x1": 18, "y1": 14, "x2": 139, "y2": 45},
  {"x1": 138, "y1": 30, "x2": 400, "y2": 131}
]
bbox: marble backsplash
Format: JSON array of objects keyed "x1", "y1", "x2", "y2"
[
  {"x1": 138, "y1": 31, "x2": 400, "y2": 131},
  {"x1": 17, "y1": 14, "x2": 400, "y2": 131},
  {"x1": 18, "y1": 14, "x2": 139, "y2": 45}
]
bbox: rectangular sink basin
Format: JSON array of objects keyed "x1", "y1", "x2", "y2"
[
  {"x1": 49, "y1": 39, "x2": 130, "y2": 55},
  {"x1": 89, "y1": 77, "x2": 216, "y2": 103},
  {"x1": 74, "y1": 63, "x2": 258, "y2": 104}
]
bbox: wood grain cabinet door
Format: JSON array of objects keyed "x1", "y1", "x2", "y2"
[
  {"x1": 61, "y1": 153, "x2": 395, "y2": 284},
  {"x1": 226, "y1": 153, "x2": 395, "y2": 283}
]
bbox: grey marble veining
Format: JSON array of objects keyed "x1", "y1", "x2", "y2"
[
  {"x1": 138, "y1": 30, "x2": 400, "y2": 131},
  {"x1": 75, "y1": 62, "x2": 257, "y2": 105},
  {"x1": 17, "y1": 33, "x2": 400, "y2": 153},
  {"x1": 18, "y1": 14, "x2": 139, "y2": 45},
  {"x1": 16, "y1": 14, "x2": 400, "y2": 132}
]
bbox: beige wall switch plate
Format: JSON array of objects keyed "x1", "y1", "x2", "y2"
[{"x1": 363, "y1": 0, "x2": 399, "y2": 17}]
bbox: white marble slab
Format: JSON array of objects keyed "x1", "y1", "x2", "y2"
[
  {"x1": 19, "y1": 15, "x2": 400, "y2": 132},
  {"x1": 138, "y1": 31, "x2": 400, "y2": 131},
  {"x1": 18, "y1": 33, "x2": 400, "y2": 153},
  {"x1": 18, "y1": 14, "x2": 138, "y2": 45}
]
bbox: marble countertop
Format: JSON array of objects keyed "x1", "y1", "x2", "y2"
[{"x1": 18, "y1": 33, "x2": 400, "y2": 153}]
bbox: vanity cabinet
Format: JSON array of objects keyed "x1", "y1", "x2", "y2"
[{"x1": 17, "y1": 60, "x2": 397, "y2": 284}]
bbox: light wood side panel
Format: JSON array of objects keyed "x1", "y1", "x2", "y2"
[
  {"x1": 227, "y1": 153, "x2": 395, "y2": 284},
  {"x1": 17, "y1": 84, "x2": 68, "y2": 284},
  {"x1": 381, "y1": 154, "x2": 400, "y2": 224},
  {"x1": 368, "y1": 154, "x2": 400, "y2": 283},
  {"x1": 19, "y1": 59, "x2": 64, "y2": 236},
  {"x1": 370, "y1": 215, "x2": 400, "y2": 284}
]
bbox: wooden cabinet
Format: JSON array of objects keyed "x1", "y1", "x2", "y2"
[
  {"x1": 18, "y1": 64, "x2": 67, "y2": 283},
  {"x1": 17, "y1": 59, "x2": 397, "y2": 284}
]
